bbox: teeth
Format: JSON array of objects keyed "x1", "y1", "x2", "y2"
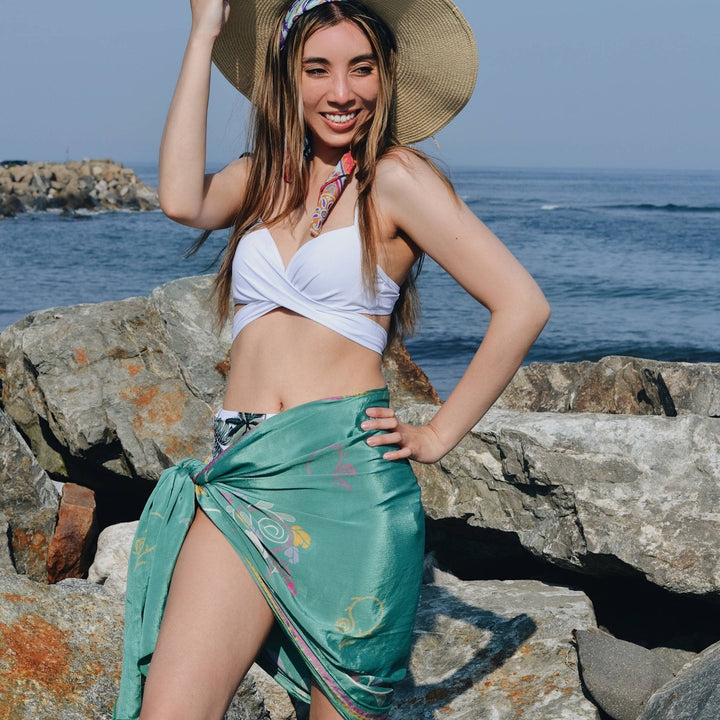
[{"x1": 324, "y1": 112, "x2": 357, "y2": 124}]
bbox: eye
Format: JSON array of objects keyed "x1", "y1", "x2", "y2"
[
  {"x1": 354, "y1": 65, "x2": 375, "y2": 76},
  {"x1": 304, "y1": 66, "x2": 326, "y2": 77}
]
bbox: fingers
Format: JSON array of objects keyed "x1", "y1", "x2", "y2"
[
  {"x1": 382, "y1": 446, "x2": 413, "y2": 461},
  {"x1": 361, "y1": 407, "x2": 398, "y2": 432},
  {"x1": 366, "y1": 431, "x2": 402, "y2": 447},
  {"x1": 364, "y1": 407, "x2": 396, "y2": 419},
  {"x1": 361, "y1": 407, "x2": 417, "y2": 461},
  {"x1": 362, "y1": 417, "x2": 397, "y2": 432}
]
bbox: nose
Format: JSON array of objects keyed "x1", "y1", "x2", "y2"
[{"x1": 328, "y1": 71, "x2": 352, "y2": 106}]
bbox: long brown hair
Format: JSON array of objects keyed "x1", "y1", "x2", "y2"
[{"x1": 207, "y1": 1, "x2": 448, "y2": 345}]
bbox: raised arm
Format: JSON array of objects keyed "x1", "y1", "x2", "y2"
[
  {"x1": 366, "y1": 151, "x2": 551, "y2": 463},
  {"x1": 158, "y1": 0, "x2": 247, "y2": 229}
]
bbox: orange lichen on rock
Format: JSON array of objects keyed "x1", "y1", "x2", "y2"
[
  {"x1": 0, "y1": 571, "x2": 126, "y2": 718},
  {"x1": 121, "y1": 383, "x2": 186, "y2": 430},
  {"x1": 74, "y1": 348, "x2": 88, "y2": 365},
  {"x1": 163, "y1": 434, "x2": 199, "y2": 458},
  {"x1": 215, "y1": 359, "x2": 231, "y2": 377},
  {"x1": 0, "y1": 594, "x2": 37, "y2": 604},
  {"x1": 0, "y1": 613, "x2": 72, "y2": 688},
  {"x1": 125, "y1": 384, "x2": 159, "y2": 409},
  {"x1": 11, "y1": 528, "x2": 49, "y2": 577}
]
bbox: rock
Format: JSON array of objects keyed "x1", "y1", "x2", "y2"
[
  {"x1": 147, "y1": 276, "x2": 233, "y2": 406},
  {"x1": 134, "y1": 182, "x2": 159, "y2": 211},
  {"x1": 399, "y1": 404, "x2": 720, "y2": 599},
  {"x1": 0, "y1": 286, "x2": 218, "y2": 486},
  {"x1": 0, "y1": 408, "x2": 59, "y2": 580},
  {"x1": 88, "y1": 520, "x2": 138, "y2": 596},
  {"x1": 0, "y1": 159, "x2": 158, "y2": 215},
  {"x1": 575, "y1": 629, "x2": 695, "y2": 720},
  {"x1": 46, "y1": 482, "x2": 99, "y2": 582},
  {"x1": 496, "y1": 356, "x2": 720, "y2": 416},
  {"x1": 0, "y1": 193, "x2": 24, "y2": 218},
  {"x1": 30, "y1": 172, "x2": 48, "y2": 192},
  {"x1": 0, "y1": 510, "x2": 16, "y2": 573},
  {"x1": 638, "y1": 639, "x2": 720, "y2": 720},
  {"x1": 391, "y1": 571, "x2": 600, "y2": 719},
  {"x1": 9, "y1": 164, "x2": 32, "y2": 184},
  {"x1": 0, "y1": 572, "x2": 125, "y2": 719},
  {"x1": 246, "y1": 665, "x2": 306, "y2": 720},
  {"x1": 383, "y1": 340, "x2": 441, "y2": 406}
]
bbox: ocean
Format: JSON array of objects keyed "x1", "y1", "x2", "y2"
[{"x1": 1, "y1": 166, "x2": 718, "y2": 399}]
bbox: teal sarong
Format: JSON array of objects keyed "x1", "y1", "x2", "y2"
[{"x1": 114, "y1": 388, "x2": 424, "y2": 720}]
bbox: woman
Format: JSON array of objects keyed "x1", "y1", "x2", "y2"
[{"x1": 115, "y1": 1, "x2": 550, "y2": 719}]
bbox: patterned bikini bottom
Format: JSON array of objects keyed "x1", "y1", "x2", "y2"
[{"x1": 212, "y1": 409, "x2": 278, "y2": 459}]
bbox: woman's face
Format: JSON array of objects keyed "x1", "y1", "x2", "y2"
[{"x1": 300, "y1": 20, "x2": 380, "y2": 156}]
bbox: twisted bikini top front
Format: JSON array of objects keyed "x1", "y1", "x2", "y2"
[{"x1": 231, "y1": 211, "x2": 400, "y2": 354}]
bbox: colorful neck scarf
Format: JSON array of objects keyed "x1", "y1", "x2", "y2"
[
  {"x1": 281, "y1": 0, "x2": 341, "y2": 49},
  {"x1": 310, "y1": 151, "x2": 356, "y2": 237}
]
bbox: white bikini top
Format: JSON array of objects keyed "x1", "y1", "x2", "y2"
[{"x1": 231, "y1": 211, "x2": 400, "y2": 354}]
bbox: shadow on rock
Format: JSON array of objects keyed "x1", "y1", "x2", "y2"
[{"x1": 397, "y1": 581, "x2": 536, "y2": 713}]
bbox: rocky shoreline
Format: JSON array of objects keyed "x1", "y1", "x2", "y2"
[
  {"x1": 0, "y1": 159, "x2": 159, "y2": 218},
  {"x1": 1, "y1": 275, "x2": 719, "y2": 719}
]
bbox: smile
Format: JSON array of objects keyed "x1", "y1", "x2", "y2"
[{"x1": 321, "y1": 111, "x2": 360, "y2": 124}]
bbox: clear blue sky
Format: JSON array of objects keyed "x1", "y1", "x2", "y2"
[{"x1": 2, "y1": 0, "x2": 719, "y2": 170}]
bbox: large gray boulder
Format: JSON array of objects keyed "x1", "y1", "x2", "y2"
[
  {"x1": 638, "y1": 639, "x2": 720, "y2": 720},
  {"x1": 0, "y1": 277, "x2": 229, "y2": 485},
  {"x1": 391, "y1": 571, "x2": 600, "y2": 719},
  {"x1": 400, "y1": 404, "x2": 720, "y2": 598},
  {"x1": 495, "y1": 355, "x2": 720, "y2": 416},
  {"x1": 0, "y1": 407, "x2": 59, "y2": 580}
]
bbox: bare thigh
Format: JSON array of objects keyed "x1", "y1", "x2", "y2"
[
  {"x1": 139, "y1": 508, "x2": 275, "y2": 720},
  {"x1": 310, "y1": 683, "x2": 345, "y2": 720}
]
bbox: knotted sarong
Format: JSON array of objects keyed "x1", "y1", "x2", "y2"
[{"x1": 114, "y1": 387, "x2": 424, "y2": 720}]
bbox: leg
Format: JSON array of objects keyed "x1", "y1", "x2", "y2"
[
  {"x1": 310, "y1": 683, "x2": 344, "y2": 720},
  {"x1": 139, "y1": 508, "x2": 275, "y2": 720}
]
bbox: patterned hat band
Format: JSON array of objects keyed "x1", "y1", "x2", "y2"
[{"x1": 281, "y1": 0, "x2": 341, "y2": 49}]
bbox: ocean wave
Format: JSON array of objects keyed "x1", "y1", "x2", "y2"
[
  {"x1": 601, "y1": 203, "x2": 720, "y2": 214},
  {"x1": 527, "y1": 340, "x2": 720, "y2": 365}
]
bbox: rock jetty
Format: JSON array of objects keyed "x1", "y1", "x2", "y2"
[
  {"x1": 1, "y1": 275, "x2": 719, "y2": 719},
  {"x1": 0, "y1": 159, "x2": 158, "y2": 218}
]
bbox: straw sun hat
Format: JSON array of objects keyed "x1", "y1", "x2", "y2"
[{"x1": 212, "y1": 0, "x2": 478, "y2": 145}]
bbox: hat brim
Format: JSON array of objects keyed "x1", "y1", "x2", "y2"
[{"x1": 212, "y1": 0, "x2": 478, "y2": 145}]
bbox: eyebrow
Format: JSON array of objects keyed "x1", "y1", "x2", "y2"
[{"x1": 302, "y1": 53, "x2": 377, "y2": 65}]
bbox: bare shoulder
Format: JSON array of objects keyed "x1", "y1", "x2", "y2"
[
  {"x1": 374, "y1": 148, "x2": 448, "y2": 193},
  {"x1": 373, "y1": 148, "x2": 460, "y2": 240}
]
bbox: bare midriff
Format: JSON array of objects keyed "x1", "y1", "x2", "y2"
[{"x1": 222, "y1": 306, "x2": 389, "y2": 414}]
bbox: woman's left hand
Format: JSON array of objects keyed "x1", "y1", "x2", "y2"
[{"x1": 361, "y1": 407, "x2": 447, "y2": 464}]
